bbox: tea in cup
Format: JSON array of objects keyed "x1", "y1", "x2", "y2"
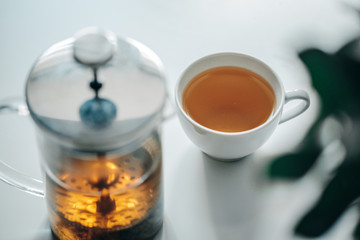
[{"x1": 175, "y1": 52, "x2": 310, "y2": 160}]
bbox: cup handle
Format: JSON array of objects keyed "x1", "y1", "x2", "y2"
[
  {"x1": 0, "y1": 97, "x2": 44, "y2": 197},
  {"x1": 279, "y1": 89, "x2": 310, "y2": 124}
]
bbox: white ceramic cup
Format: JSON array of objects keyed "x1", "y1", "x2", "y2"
[{"x1": 175, "y1": 52, "x2": 310, "y2": 160}]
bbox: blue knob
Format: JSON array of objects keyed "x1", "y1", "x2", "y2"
[{"x1": 79, "y1": 98, "x2": 117, "y2": 128}]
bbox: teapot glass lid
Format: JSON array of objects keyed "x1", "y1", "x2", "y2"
[{"x1": 26, "y1": 27, "x2": 167, "y2": 149}]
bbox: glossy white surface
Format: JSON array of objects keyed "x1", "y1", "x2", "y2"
[{"x1": 0, "y1": 0, "x2": 359, "y2": 239}]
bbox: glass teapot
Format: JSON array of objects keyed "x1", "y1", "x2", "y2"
[{"x1": 0, "y1": 27, "x2": 168, "y2": 240}]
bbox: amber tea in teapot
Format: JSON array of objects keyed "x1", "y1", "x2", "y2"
[{"x1": 47, "y1": 133, "x2": 162, "y2": 240}]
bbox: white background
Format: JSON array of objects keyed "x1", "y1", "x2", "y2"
[{"x1": 0, "y1": 0, "x2": 360, "y2": 239}]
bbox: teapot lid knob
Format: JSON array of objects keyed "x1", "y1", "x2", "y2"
[{"x1": 73, "y1": 27, "x2": 116, "y2": 66}]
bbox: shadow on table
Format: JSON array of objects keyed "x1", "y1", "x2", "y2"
[
  {"x1": 202, "y1": 153, "x2": 262, "y2": 240},
  {"x1": 32, "y1": 220, "x2": 53, "y2": 240}
]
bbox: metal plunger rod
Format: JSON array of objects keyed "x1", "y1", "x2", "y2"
[{"x1": 90, "y1": 68, "x2": 103, "y2": 99}]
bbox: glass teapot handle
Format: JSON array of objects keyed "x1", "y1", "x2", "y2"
[
  {"x1": 162, "y1": 94, "x2": 176, "y2": 122},
  {"x1": 0, "y1": 97, "x2": 44, "y2": 197}
]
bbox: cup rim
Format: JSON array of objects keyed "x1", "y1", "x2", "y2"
[{"x1": 175, "y1": 52, "x2": 285, "y2": 136}]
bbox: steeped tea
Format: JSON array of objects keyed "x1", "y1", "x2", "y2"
[
  {"x1": 182, "y1": 66, "x2": 276, "y2": 132},
  {"x1": 47, "y1": 133, "x2": 163, "y2": 240}
]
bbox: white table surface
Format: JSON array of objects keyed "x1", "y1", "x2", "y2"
[{"x1": 0, "y1": 0, "x2": 360, "y2": 239}]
